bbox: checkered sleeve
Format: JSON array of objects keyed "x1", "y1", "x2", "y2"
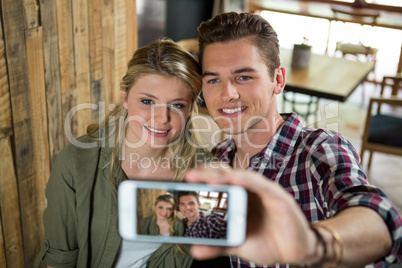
[
  {"x1": 206, "y1": 214, "x2": 227, "y2": 239},
  {"x1": 308, "y1": 131, "x2": 402, "y2": 265}
]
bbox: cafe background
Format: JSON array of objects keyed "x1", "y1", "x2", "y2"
[{"x1": 0, "y1": 0, "x2": 401, "y2": 267}]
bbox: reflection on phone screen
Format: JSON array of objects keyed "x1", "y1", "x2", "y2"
[{"x1": 137, "y1": 188, "x2": 228, "y2": 239}]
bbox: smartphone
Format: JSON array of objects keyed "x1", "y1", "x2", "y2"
[{"x1": 118, "y1": 180, "x2": 247, "y2": 246}]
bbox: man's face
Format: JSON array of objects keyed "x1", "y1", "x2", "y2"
[
  {"x1": 178, "y1": 195, "x2": 201, "y2": 220},
  {"x1": 201, "y1": 38, "x2": 284, "y2": 135}
]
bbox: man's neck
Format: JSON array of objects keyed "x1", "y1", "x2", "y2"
[
  {"x1": 186, "y1": 212, "x2": 200, "y2": 227},
  {"x1": 232, "y1": 113, "x2": 285, "y2": 169}
]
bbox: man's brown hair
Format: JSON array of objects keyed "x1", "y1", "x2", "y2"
[{"x1": 197, "y1": 12, "x2": 281, "y2": 79}]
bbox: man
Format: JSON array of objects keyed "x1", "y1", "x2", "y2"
[
  {"x1": 185, "y1": 12, "x2": 402, "y2": 267},
  {"x1": 178, "y1": 191, "x2": 227, "y2": 239}
]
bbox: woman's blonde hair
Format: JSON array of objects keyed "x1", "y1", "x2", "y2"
[
  {"x1": 88, "y1": 38, "x2": 210, "y2": 191},
  {"x1": 153, "y1": 194, "x2": 178, "y2": 236}
]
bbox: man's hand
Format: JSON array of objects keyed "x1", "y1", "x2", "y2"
[{"x1": 185, "y1": 167, "x2": 318, "y2": 266}]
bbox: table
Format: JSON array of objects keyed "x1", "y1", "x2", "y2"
[
  {"x1": 249, "y1": 0, "x2": 402, "y2": 30},
  {"x1": 281, "y1": 48, "x2": 374, "y2": 101},
  {"x1": 249, "y1": 0, "x2": 402, "y2": 72},
  {"x1": 280, "y1": 48, "x2": 374, "y2": 125}
]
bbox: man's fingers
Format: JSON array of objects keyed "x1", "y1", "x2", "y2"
[
  {"x1": 190, "y1": 245, "x2": 228, "y2": 260},
  {"x1": 185, "y1": 167, "x2": 231, "y2": 185}
]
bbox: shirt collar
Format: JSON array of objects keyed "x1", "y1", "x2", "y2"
[
  {"x1": 213, "y1": 113, "x2": 305, "y2": 165},
  {"x1": 184, "y1": 212, "x2": 205, "y2": 227}
]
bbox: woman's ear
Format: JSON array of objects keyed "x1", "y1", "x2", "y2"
[{"x1": 121, "y1": 91, "x2": 128, "y2": 109}]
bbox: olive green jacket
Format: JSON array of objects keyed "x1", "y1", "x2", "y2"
[
  {"x1": 140, "y1": 215, "x2": 184, "y2": 236},
  {"x1": 34, "y1": 133, "x2": 193, "y2": 268}
]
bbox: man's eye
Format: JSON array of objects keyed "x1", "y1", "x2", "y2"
[
  {"x1": 238, "y1": 75, "x2": 251, "y2": 81},
  {"x1": 207, "y1": 78, "x2": 219, "y2": 84}
]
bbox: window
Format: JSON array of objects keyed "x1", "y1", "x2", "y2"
[{"x1": 311, "y1": 0, "x2": 401, "y2": 8}]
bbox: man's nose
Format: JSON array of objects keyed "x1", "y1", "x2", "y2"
[{"x1": 220, "y1": 81, "x2": 240, "y2": 103}]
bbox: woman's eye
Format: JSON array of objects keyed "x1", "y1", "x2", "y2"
[
  {"x1": 141, "y1": 99, "x2": 154, "y2": 105},
  {"x1": 170, "y1": 103, "x2": 185, "y2": 109}
]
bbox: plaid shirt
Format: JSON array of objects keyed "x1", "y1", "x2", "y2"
[
  {"x1": 183, "y1": 212, "x2": 227, "y2": 238},
  {"x1": 212, "y1": 113, "x2": 402, "y2": 268}
]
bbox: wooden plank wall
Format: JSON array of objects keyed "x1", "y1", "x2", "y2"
[{"x1": 0, "y1": 0, "x2": 138, "y2": 267}]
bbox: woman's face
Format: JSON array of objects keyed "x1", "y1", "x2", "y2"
[
  {"x1": 122, "y1": 74, "x2": 193, "y2": 150},
  {"x1": 155, "y1": 201, "x2": 174, "y2": 220}
]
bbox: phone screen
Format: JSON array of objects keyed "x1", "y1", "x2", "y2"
[
  {"x1": 137, "y1": 188, "x2": 228, "y2": 239},
  {"x1": 118, "y1": 181, "x2": 247, "y2": 246}
]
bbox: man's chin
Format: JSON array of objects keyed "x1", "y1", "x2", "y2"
[{"x1": 220, "y1": 128, "x2": 245, "y2": 136}]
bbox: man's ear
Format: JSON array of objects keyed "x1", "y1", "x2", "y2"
[
  {"x1": 121, "y1": 91, "x2": 128, "y2": 109},
  {"x1": 273, "y1": 65, "x2": 286, "y2": 95}
]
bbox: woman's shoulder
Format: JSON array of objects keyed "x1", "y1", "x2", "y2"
[
  {"x1": 141, "y1": 215, "x2": 153, "y2": 223},
  {"x1": 58, "y1": 134, "x2": 102, "y2": 161},
  {"x1": 60, "y1": 126, "x2": 116, "y2": 159},
  {"x1": 51, "y1": 131, "x2": 107, "y2": 181}
]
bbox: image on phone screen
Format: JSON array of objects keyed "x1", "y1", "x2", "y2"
[
  {"x1": 137, "y1": 188, "x2": 228, "y2": 239},
  {"x1": 118, "y1": 181, "x2": 247, "y2": 246}
]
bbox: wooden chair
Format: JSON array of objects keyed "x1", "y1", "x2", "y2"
[
  {"x1": 335, "y1": 41, "x2": 378, "y2": 66},
  {"x1": 360, "y1": 80, "x2": 402, "y2": 168},
  {"x1": 335, "y1": 41, "x2": 378, "y2": 105},
  {"x1": 380, "y1": 74, "x2": 402, "y2": 97}
]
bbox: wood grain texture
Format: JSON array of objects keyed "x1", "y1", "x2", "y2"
[
  {"x1": 39, "y1": 0, "x2": 64, "y2": 165},
  {"x1": 0, "y1": 137, "x2": 25, "y2": 268},
  {"x1": 89, "y1": 0, "x2": 104, "y2": 122},
  {"x1": 113, "y1": 0, "x2": 127, "y2": 104},
  {"x1": 126, "y1": 0, "x2": 138, "y2": 62},
  {"x1": 22, "y1": 0, "x2": 40, "y2": 29},
  {"x1": 73, "y1": 0, "x2": 92, "y2": 136},
  {"x1": 56, "y1": 0, "x2": 75, "y2": 95},
  {"x1": 101, "y1": 0, "x2": 114, "y2": 110},
  {"x1": 25, "y1": 27, "x2": 51, "y2": 217},
  {"x1": 0, "y1": 18, "x2": 12, "y2": 140},
  {"x1": 91, "y1": 79, "x2": 104, "y2": 122},
  {"x1": 0, "y1": 1, "x2": 138, "y2": 266},
  {"x1": 1, "y1": 0, "x2": 36, "y2": 265},
  {"x1": 0, "y1": 221, "x2": 5, "y2": 268},
  {"x1": 62, "y1": 89, "x2": 78, "y2": 144},
  {"x1": 89, "y1": 0, "x2": 103, "y2": 81}
]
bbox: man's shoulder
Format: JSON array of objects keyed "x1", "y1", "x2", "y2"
[
  {"x1": 205, "y1": 213, "x2": 226, "y2": 223},
  {"x1": 295, "y1": 125, "x2": 349, "y2": 149}
]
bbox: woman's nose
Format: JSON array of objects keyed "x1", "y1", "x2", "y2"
[{"x1": 153, "y1": 105, "x2": 170, "y2": 123}]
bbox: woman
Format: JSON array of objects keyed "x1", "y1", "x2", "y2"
[
  {"x1": 34, "y1": 39, "x2": 209, "y2": 268},
  {"x1": 140, "y1": 194, "x2": 183, "y2": 236}
]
